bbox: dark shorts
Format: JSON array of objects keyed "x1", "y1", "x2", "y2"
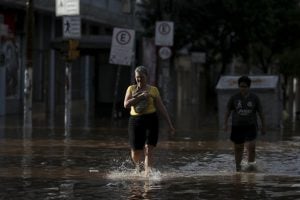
[
  {"x1": 230, "y1": 125, "x2": 257, "y2": 144},
  {"x1": 128, "y1": 112, "x2": 159, "y2": 150}
]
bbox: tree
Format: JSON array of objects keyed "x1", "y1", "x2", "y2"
[{"x1": 139, "y1": 0, "x2": 300, "y2": 75}]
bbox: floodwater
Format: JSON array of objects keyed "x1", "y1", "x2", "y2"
[{"x1": 0, "y1": 114, "x2": 300, "y2": 200}]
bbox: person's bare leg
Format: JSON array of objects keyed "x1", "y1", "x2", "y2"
[
  {"x1": 144, "y1": 145, "x2": 154, "y2": 176},
  {"x1": 246, "y1": 140, "x2": 256, "y2": 171},
  {"x1": 234, "y1": 143, "x2": 244, "y2": 171},
  {"x1": 246, "y1": 141, "x2": 256, "y2": 163},
  {"x1": 131, "y1": 149, "x2": 143, "y2": 172}
]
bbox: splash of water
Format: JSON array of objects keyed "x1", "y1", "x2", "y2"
[
  {"x1": 107, "y1": 167, "x2": 162, "y2": 181},
  {"x1": 106, "y1": 158, "x2": 162, "y2": 181}
]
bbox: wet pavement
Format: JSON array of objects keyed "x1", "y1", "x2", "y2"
[{"x1": 0, "y1": 113, "x2": 300, "y2": 199}]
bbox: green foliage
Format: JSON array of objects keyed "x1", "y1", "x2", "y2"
[
  {"x1": 138, "y1": 0, "x2": 300, "y2": 75},
  {"x1": 278, "y1": 47, "x2": 300, "y2": 76}
]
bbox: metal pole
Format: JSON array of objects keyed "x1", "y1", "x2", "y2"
[
  {"x1": 84, "y1": 56, "x2": 90, "y2": 127},
  {"x1": 65, "y1": 62, "x2": 72, "y2": 129},
  {"x1": 0, "y1": 51, "x2": 5, "y2": 116},
  {"x1": 49, "y1": 17, "x2": 56, "y2": 119},
  {"x1": 24, "y1": 0, "x2": 34, "y2": 127},
  {"x1": 158, "y1": 57, "x2": 171, "y2": 107},
  {"x1": 130, "y1": 0, "x2": 136, "y2": 83},
  {"x1": 111, "y1": 65, "x2": 121, "y2": 124},
  {"x1": 157, "y1": 1, "x2": 173, "y2": 111}
]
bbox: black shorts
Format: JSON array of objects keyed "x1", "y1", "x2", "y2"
[
  {"x1": 230, "y1": 125, "x2": 257, "y2": 144},
  {"x1": 128, "y1": 112, "x2": 159, "y2": 150}
]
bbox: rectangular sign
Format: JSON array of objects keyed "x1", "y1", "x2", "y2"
[
  {"x1": 155, "y1": 21, "x2": 174, "y2": 46},
  {"x1": 56, "y1": 0, "x2": 80, "y2": 16},
  {"x1": 63, "y1": 16, "x2": 81, "y2": 39},
  {"x1": 109, "y1": 28, "x2": 135, "y2": 66}
]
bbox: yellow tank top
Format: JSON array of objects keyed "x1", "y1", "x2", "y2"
[{"x1": 126, "y1": 85, "x2": 160, "y2": 116}]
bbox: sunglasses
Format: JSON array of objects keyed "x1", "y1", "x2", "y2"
[{"x1": 239, "y1": 85, "x2": 249, "y2": 88}]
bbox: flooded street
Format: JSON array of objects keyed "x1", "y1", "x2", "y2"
[{"x1": 0, "y1": 114, "x2": 300, "y2": 199}]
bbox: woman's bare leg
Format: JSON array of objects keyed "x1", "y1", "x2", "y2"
[
  {"x1": 131, "y1": 149, "x2": 143, "y2": 172},
  {"x1": 144, "y1": 145, "x2": 154, "y2": 176}
]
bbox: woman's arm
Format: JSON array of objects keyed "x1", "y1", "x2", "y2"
[
  {"x1": 124, "y1": 87, "x2": 148, "y2": 109},
  {"x1": 155, "y1": 94, "x2": 175, "y2": 132}
]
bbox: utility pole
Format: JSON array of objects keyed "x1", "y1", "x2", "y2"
[
  {"x1": 156, "y1": 0, "x2": 174, "y2": 111},
  {"x1": 24, "y1": 0, "x2": 34, "y2": 127},
  {"x1": 55, "y1": 0, "x2": 81, "y2": 131},
  {"x1": 64, "y1": 39, "x2": 79, "y2": 129}
]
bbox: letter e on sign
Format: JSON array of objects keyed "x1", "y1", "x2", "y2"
[{"x1": 116, "y1": 31, "x2": 131, "y2": 45}]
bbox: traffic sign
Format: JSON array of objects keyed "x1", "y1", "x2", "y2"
[
  {"x1": 63, "y1": 16, "x2": 81, "y2": 39},
  {"x1": 155, "y1": 21, "x2": 174, "y2": 46},
  {"x1": 159, "y1": 47, "x2": 172, "y2": 60},
  {"x1": 109, "y1": 28, "x2": 135, "y2": 66},
  {"x1": 56, "y1": 0, "x2": 80, "y2": 16}
]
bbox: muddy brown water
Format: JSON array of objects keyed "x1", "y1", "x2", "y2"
[{"x1": 0, "y1": 115, "x2": 299, "y2": 200}]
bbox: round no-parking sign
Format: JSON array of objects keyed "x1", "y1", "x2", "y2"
[{"x1": 159, "y1": 47, "x2": 172, "y2": 60}]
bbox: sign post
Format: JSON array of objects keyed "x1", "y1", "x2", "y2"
[
  {"x1": 55, "y1": 0, "x2": 80, "y2": 130},
  {"x1": 155, "y1": 21, "x2": 174, "y2": 110},
  {"x1": 109, "y1": 27, "x2": 135, "y2": 122},
  {"x1": 24, "y1": 0, "x2": 34, "y2": 128},
  {"x1": 0, "y1": 22, "x2": 6, "y2": 116},
  {"x1": 0, "y1": 52, "x2": 5, "y2": 116}
]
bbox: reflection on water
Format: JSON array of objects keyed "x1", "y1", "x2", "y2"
[
  {"x1": 0, "y1": 114, "x2": 299, "y2": 199},
  {"x1": 21, "y1": 128, "x2": 32, "y2": 180}
]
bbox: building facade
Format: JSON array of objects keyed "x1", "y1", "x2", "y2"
[{"x1": 0, "y1": 0, "x2": 144, "y2": 118}]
